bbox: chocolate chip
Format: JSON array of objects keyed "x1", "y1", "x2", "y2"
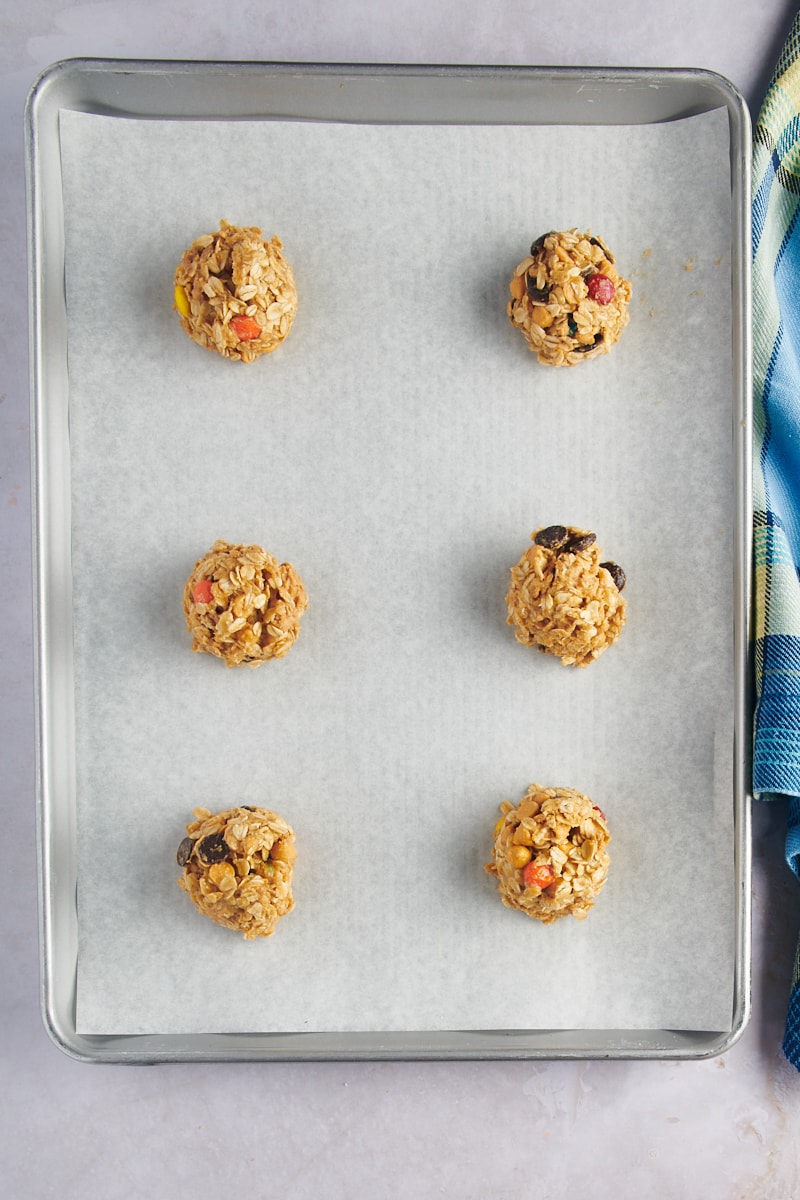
[
  {"x1": 573, "y1": 332, "x2": 604, "y2": 353},
  {"x1": 563, "y1": 532, "x2": 596, "y2": 554},
  {"x1": 197, "y1": 833, "x2": 230, "y2": 864},
  {"x1": 525, "y1": 274, "x2": 551, "y2": 304},
  {"x1": 534, "y1": 525, "x2": 569, "y2": 549},
  {"x1": 601, "y1": 561, "x2": 626, "y2": 591},
  {"x1": 530, "y1": 231, "x2": 555, "y2": 256},
  {"x1": 176, "y1": 837, "x2": 194, "y2": 867}
]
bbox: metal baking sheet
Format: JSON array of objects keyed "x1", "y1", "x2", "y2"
[{"x1": 25, "y1": 59, "x2": 752, "y2": 1062}]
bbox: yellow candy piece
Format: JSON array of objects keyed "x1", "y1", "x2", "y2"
[
  {"x1": 208, "y1": 861, "x2": 235, "y2": 886},
  {"x1": 508, "y1": 844, "x2": 533, "y2": 869},
  {"x1": 494, "y1": 817, "x2": 505, "y2": 837},
  {"x1": 174, "y1": 284, "x2": 190, "y2": 317},
  {"x1": 530, "y1": 305, "x2": 554, "y2": 328}
]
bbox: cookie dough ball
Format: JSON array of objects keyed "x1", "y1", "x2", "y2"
[
  {"x1": 507, "y1": 229, "x2": 631, "y2": 365},
  {"x1": 177, "y1": 806, "x2": 296, "y2": 939},
  {"x1": 506, "y1": 525, "x2": 626, "y2": 667},
  {"x1": 184, "y1": 539, "x2": 308, "y2": 668},
  {"x1": 485, "y1": 784, "x2": 610, "y2": 923},
  {"x1": 173, "y1": 220, "x2": 298, "y2": 362}
]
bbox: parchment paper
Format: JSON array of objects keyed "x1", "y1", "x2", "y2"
[{"x1": 58, "y1": 105, "x2": 737, "y2": 1035}]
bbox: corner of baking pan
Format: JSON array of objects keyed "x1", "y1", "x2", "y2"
[
  {"x1": 25, "y1": 58, "x2": 84, "y2": 133},
  {"x1": 40, "y1": 995, "x2": 93, "y2": 1065}
]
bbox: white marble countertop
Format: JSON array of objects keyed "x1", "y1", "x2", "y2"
[{"x1": 3, "y1": 2, "x2": 800, "y2": 1196}]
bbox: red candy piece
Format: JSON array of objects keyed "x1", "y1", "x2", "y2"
[
  {"x1": 230, "y1": 314, "x2": 262, "y2": 341},
  {"x1": 522, "y1": 861, "x2": 556, "y2": 890},
  {"x1": 192, "y1": 579, "x2": 214, "y2": 605},
  {"x1": 586, "y1": 273, "x2": 616, "y2": 305},
  {"x1": 593, "y1": 805, "x2": 607, "y2": 820}
]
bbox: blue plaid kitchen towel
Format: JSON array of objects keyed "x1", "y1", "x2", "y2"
[{"x1": 753, "y1": 9, "x2": 800, "y2": 1067}]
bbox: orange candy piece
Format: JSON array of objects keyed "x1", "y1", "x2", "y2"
[
  {"x1": 192, "y1": 579, "x2": 214, "y2": 604},
  {"x1": 230, "y1": 314, "x2": 262, "y2": 342},
  {"x1": 522, "y1": 861, "x2": 556, "y2": 890}
]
